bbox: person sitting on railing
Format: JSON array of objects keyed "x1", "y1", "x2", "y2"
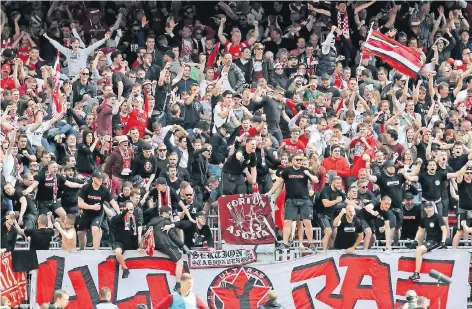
[
  {"x1": 162, "y1": 211, "x2": 215, "y2": 252},
  {"x1": 109, "y1": 200, "x2": 144, "y2": 279},
  {"x1": 13, "y1": 213, "x2": 54, "y2": 250}
]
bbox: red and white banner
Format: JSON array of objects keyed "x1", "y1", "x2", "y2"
[
  {"x1": 363, "y1": 30, "x2": 424, "y2": 78},
  {"x1": 32, "y1": 250, "x2": 470, "y2": 309},
  {"x1": 218, "y1": 194, "x2": 276, "y2": 245},
  {"x1": 1, "y1": 251, "x2": 27, "y2": 307}
]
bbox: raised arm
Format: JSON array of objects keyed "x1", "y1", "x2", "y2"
[{"x1": 218, "y1": 18, "x2": 228, "y2": 45}]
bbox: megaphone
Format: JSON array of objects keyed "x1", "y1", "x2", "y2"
[{"x1": 429, "y1": 270, "x2": 452, "y2": 285}]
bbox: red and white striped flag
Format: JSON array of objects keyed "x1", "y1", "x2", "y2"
[
  {"x1": 363, "y1": 30, "x2": 424, "y2": 78},
  {"x1": 52, "y1": 51, "x2": 62, "y2": 113}
]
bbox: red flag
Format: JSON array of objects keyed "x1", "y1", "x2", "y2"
[
  {"x1": 207, "y1": 42, "x2": 220, "y2": 68},
  {"x1": 218, "y1": 194, "x2": 276, "y2": 245},
  {"x1": 363, "y1": 30, "x2": 423, "y2": 78},
  {"x1": 52, "y1": 51, "x2": 62, "y2": 113},
  {"x1": 143, "y1": 226, "x2": 155, "y2": 257}
]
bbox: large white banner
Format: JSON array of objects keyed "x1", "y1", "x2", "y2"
[{"x1": 32, "y1": 250, "x2": 470, "y2": 309}]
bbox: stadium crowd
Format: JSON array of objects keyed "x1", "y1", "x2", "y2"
[{"x1": 1, "y1": 0, "x2": 472, "y2": 307}]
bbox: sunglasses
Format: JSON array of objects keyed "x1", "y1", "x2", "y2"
[
  {"x1": 158, "y1": 149, "x2": 167, "y2": 152},
  {"x1": 82, "y1": 72, "x2": 90, "y2": 76},
  {"x1": 360, "y1": 186, "x2": 368, "y2": 189},
  {"x1": 185, "y1": 193, "x2": 194, "y2": 197},
  {"x1": 294, "y1": 158, "x2": 303, "y2": 161},
  {"x1": 196, "y1": 32, "x2": 202, "y2": 35},
  {"x1": 465, "y1": 172, "x2": 472, "y2": 175}
]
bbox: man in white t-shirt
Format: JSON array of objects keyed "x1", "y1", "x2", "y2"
[
  {"x1": 213, "y1": 90, "x2": 236, "y2": 133},
  {"x1": 26, "y1": 108, "x2": 66, "y2": 148}
]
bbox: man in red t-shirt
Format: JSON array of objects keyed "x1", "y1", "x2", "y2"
[
  {"x1": 280, "y1": 127, "x2": 306, "y2": 154},
  {"x1": 350, "y1": 122, "x2": 376, "y2": 177},
  {"x1": 217, "y1": 17, "x2": 259, "y2": 59},
  {"x1": 239, "y1": 116, "x2": 264, "y2": 137},
  {"x1": 1, "y1": 64, "x2": 16, "y2": 90}
]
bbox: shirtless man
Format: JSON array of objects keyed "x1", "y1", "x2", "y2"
[{"x1": 53, "y1": 214, "x2": 77, "y2": 251}]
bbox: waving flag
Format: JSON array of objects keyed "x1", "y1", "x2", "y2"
[
  {"x1": 363, "y1": 30, "x2": 424, "y2": 78},
  {"x1": 51, "y1": 51, "x2": 62, "y2": 113}
]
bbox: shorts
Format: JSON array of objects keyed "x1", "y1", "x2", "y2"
[
  {"x1": 360, "y1": 218, "x2": 374, "y2": 231},
  {"x1": 37, "y1": 200, "x2": 62, "y2": 215},
  {"x1": 314, "y1": 214, "x2": 334, "y2": 230},
  {"x1": 112, "y1": 240, "x2": 138, "y2": 253},
  {"x1": 438, "y1": 198, "x2": 449, "y2": 218},
  {"x1": 158, "y1": 247, "x2": 182, "y2": 263},
  {"x1": 284, "y1": 198, "x2": 313, "y2": 220},
  {"x1": 221, "y1": 173, "x2": 247, "y2": 195},
  {"x1": 77, "y1": 212, "x2": 104, "y2": 231},
  {"x1": 457, "y1": 208, "x2": 472, "y2": 231},
  {"x1": 389, "y1": 208, "x2": 403, "y2": 230},
  {"x1": 424, "y1": 240, "x2": 441, "y2": 252}
]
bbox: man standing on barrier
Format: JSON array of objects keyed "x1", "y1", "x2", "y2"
[
  {"x1": 266, "y1": 153, "x2": 319, "y2": 251},
  {"x1": 110, "y1": 200, "x2": 144, "y2": 279},
  {"x1": 221, "y1": 136, "x2": 258, "y2": 195},
  {"x1": 409, "y1": 201, "x2": 447, "y2": 281}
]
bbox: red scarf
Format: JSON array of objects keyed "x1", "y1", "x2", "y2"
[
  {"x1": 120, "y1": 147, "x2": 132, "y2": 171},
  {"x1": 143, "y1": 226, "x2": 155, "y2": 256},
  {"x1": 46, "y1": 172, "x2": 58, "y2": 202},
  {"x1": 337, "y1": 12, "x2": 350, "y2": 39}
]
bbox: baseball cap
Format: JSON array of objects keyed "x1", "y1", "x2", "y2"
[
  {"x1": 384, "y1": 160, "x2": 395, "y2": 168},
  {"x1": 92, "y1": 170, "x2": 105, "y2": 179},
  {"x1": 141, "y1": 142, "x2": 152, "y2": 151},
  {"x1": 423, "y1": 201, "x2": 434, "y2": 207},
  {"x1": 405, "y1": 193, "x2": 414, "y2": 200},
  {"x1": 251, "y1": 115, "x2": 262, "y2": 123},
  {"x1": 321, "y1": 73, "x2": 330, "y2": 80},
  {"x1": 156, "y1": 177, "x2": 167, "y2": 185},
  {"x1": 131, "y1": 175, "x2": 144, "y2": 186},
  {"x1": 1, "y1": 64, "x2": 11, "y2": 72},
  {"x1": 466, "y1": 166, "x2": 472, "y2": 172},
  {"x1": 2, "y1": 49, "x2": 16, "y2": 60},
  {"x1": 288, "y1": 54, "x2": 298, "y2": 60}
]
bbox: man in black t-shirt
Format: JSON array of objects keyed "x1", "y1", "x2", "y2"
[
  {"x1": 409, "y1": 201, "x2": 447, "y2": 281},
  {"x1": 23, "y1": 161, "x2": 84, "y2": 222},
  {"x1": 13, "y1": 213, "x2": 54, "y2": 250},
  {"x1": 314, "y1": 176, "x2": 346, "y2": 252},
  {"x1": 452, "y1": 163, "x2": 472, "y2": 248},
  {"x1": 102, "y1": 67, "x2": 133, "y2": 100},
  {"x1": 333, "y1": 205, "x2": 363, "y2": 253},
  {"x1": 221, "y1": 137, "x2": 258, "y2": 195},
  {"x1": 266, "y1": 154, "x2": 319, "y2": 250},
  {"x1": 143, "y1": 177, "x2": 193, "y2": 224},
  {"x1": 110, "y1": 200, "x2": 144, "y2": 279},
  {"x1": 3, "y1": 182, "x2": 38, "y2": 229},
  {"x1": 77, "y1": 171, "x2": 120, "y2": 250},
  {"x1": 367, "y1": 159, "x2": 412, "y2": 245},
  {"x1": 401, "y1": 193, "x2": 422, "y2": 241},
  {"x1": 163, "y1": 211, "x2": 215, "y2": 250},
  {"x1": 131, "y1": 142, "x2": 157, "y2": 192}
]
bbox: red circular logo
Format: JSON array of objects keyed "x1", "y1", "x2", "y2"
[{"x1": 207, "y1": 266, "x2": 273, "y2": 309}]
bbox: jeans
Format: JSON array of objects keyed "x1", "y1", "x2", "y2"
[
  {"x1": 268, "y1": 128, "x2": 283, "y2": 144},
  {"x1": 208, "y1": 163, "x2": 222, "y2": 179}
]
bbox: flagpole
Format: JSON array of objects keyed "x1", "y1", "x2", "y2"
[{"x1": 356, "y1": 22, "x2": 375, "y2": 84}]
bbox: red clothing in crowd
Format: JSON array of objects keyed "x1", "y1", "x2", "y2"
[
  {"x1": 321, "y1": 156, "x2": 351, "y2": 181},
  {"x1": 123, "y1": 94, "x2": 149, "y2": 137},
  {"x1": 280, "y1": 138, "x2": 306, "y2": 154},
  {"x1": 224, "y1": 40, "x2": 249, "y2": 59},
  {"x1": 239, "y1": 127, "x2": 259, "y2": 137},
  {"x1": 349, "y1": 136, "x2": 376, "y2": 177},
  {"x1": 2, "y1": 76, "x2": 16, "y2": 90},
  {"x1": 17, "y1": 47, "x2": 31, "y2": 62}
]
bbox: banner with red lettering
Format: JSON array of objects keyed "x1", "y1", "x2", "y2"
[
  {"x1": 32, "y1": 250, "x2": 470, "y2": 309},
  {"x1": 218, "y1": 194, "x2": 276, "y2": 245},
  {"x1": 1, "y1": 251, "x2": 27, "y2": 307}
]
